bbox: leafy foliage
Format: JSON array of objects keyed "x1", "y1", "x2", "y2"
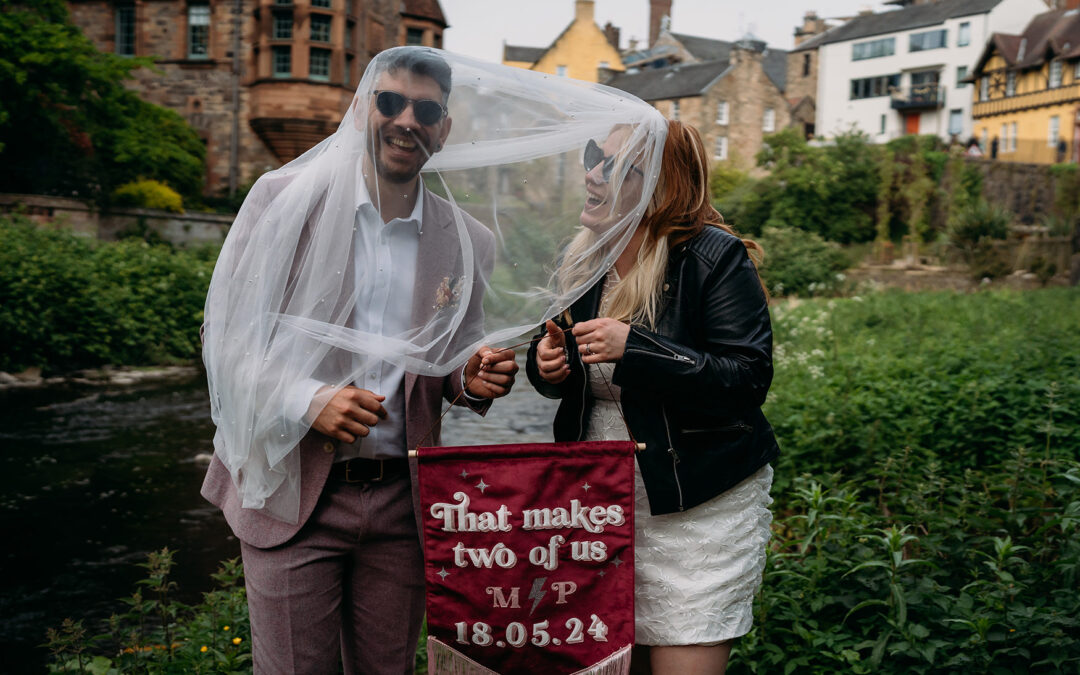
[
  {"x1": 0, "y1": 0, "x2": 205, "y2": 205},
  {"x1": 0, "y1": 216, "x2": 216, "y2": 374},
  {"x1": 112, "y1": 179, "x2": 185, "y2": 213},
  {"x1": 757, "y1": 226, "x2": 850, "y2": 298}
]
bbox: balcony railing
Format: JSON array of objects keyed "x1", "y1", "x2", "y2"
[{"x1": 891, "y1": 84, "x2": 945, "y2": 110}]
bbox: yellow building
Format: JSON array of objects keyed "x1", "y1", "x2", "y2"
[
  {"x1": 970, "y1": 7, "x2": 1080, "y2": 164},
  {"x1": 501, "y1": 0, "x2": 624, "y2": 82}
]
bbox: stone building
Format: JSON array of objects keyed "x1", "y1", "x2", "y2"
[
  {"x1": 501, "y1": 0, "x2": 624, "y2": 83},
  {"x1": 787, "y1": 12, "x2": 832, "y2": 139},
  {"x1": 67, "y1": 0, "x2": 446, "y2": 195},
  {"x1": 608, "y1": 37, "x2": 791, "y2": 172}
]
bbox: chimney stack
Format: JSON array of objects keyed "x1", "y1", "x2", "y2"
[
  {"x1": 649, "y1": 0, "x2": 672, "y2": 47},
  {"x1": 575, "y1": 0, "x2": 594, "y2": 23},
  {"x1": 603, "y1": 21, "x2": 621, "y2": 50},
  {"x1": 794, "y1": 11, "x2": 827, "y2": 46}
]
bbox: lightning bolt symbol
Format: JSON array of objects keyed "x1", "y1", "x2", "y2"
[{"x1": 527, "y1": 577, "x2": 547, "y2": 615}]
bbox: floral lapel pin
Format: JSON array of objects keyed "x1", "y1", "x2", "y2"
[{"x1": 433, "y1": 274, "x2": 465, "y2": 312}]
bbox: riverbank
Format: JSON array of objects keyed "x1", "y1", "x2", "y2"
[{"x1": 0, "y1": 364, "x2": 200, "y2": 390}]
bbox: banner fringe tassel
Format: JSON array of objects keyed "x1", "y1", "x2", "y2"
[{"x1": 427, "y1": 638, "x2": 633, "y2": 675}]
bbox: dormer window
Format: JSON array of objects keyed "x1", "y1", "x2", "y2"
[{"x1": 1049, "y1": 60, "x2": 1063, "y2": 88}]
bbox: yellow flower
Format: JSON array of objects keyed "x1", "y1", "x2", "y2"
[
  {"x1": 232, "y1": 637, "x2": 242, "y2": 645},
  {"x1": 223, "y1": 625, "x2": 230, "y2": 631},
  {"x1": 200, "y1": 645, "x2": 208, "y2": 653}
]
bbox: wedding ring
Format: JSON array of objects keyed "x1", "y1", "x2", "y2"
[{"x1": 586, "y1": 343, "x2": 593, "y2": 355}]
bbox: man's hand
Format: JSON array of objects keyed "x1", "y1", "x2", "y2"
[
  {"x1": 310, "y1": 386, "x2": 388, "y2": 443},
  {"x1": 464, "y1": 346, "x2": 519, "y2": 399},
  {"x1": 535, "y1": 320, "x2": 571, "y2": 384},
  {"x1": 572, "y1": 318, "x2": 630, "y2": 364}
]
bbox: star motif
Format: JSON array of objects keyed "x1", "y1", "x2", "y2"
[
  {"x1": 611, "y1": 557, "x2": 623, "y2": 568},
  {"x1": 476, "y1": 478, "x2": 489, "y2": 493},
  {"x1": 437, "y1": 567, "x2": 450, "y2": 580},
  {"x1": 459, "y1": 469, "x2": 469, "y2": 479},
  {"x1": 597, "y1": 569, "x2": 606, "y2": 577},
  {"x1": 582, "y1": 482, "x2": 591, "y2": 492}
]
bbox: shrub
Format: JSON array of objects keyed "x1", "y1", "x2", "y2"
[
  {"x1": 709, "y1": 162, "x2": 750, "y2": 201},
  {"x1": 947, "y1": 199, "x2": 1012, "y2": 268},
  {"x1": 0, "y1": 215, "x2": 216, "y2": 374},
  {"x1": 756, "y1": 226, "x2": 850, "y2": 297},
  {"x1": 111, "y1": 179, "x2": 185, "y2": 213}
]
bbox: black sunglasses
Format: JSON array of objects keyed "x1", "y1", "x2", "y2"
[
  {"x1": 584, "y1": 139, "x2": 644, "y2": 182},
  {"x1": 373, "y1": 90, "x2": 446, "y2": 126}
]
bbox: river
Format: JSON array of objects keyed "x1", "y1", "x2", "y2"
[{"x1": 0, "y1": 372, "x2": 558, "y2": 673}]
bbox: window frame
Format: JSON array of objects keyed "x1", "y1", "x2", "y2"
[
  {"x1": 909, "y1": 29, "x2": 947, "y2": 53},
  {"x1": 1006, "y1": 71, "x2": 1016, "y2": 96},
  {"x1": 273, "y1": 12, "x2": 293, "y2": 40},
  {"x1": 310, "y1": 13, "x2": 332, "y2": 43},
  {"x1": 115, "y1": 4, "x2": 135, "y2": 56},
  {"x1": 187, "y1": 3, "x2": 211, "y2": 60},
  {"x1": 956, "y1": 66, "x2": 968, "y2": 88},
  {"x1": 957, "y1": 22, "x2": 971, "y2": 47},
  {"x1": 716, "y1": 100, "x2": 729, "y2": 125},
  {"x1": 948, "y1": 109, "x2": 963, "y2": 136},
  {"x1": 852, "y1": 37, "x2": 895, "y2": 61},
  {"x1": 714, "y1": 135, "x2": 728, "y2": 161},
  {"x1": 272, "y1": 45, "x2": 292, "y2": 78},
  {"x1": 763, "y1": 107, "x2": 775, "y2": 133},
  {"x1": 1049, "y1": 60, "x2": 1063, "y2": 88},
  {"x1": 309, "y1": 47, "x2": 331, "y2": 81},
  {"x1": 1049, "y1": 115, "x2": 1060, "y2": 147},
  {"x1": 405, "y1": 26, "x2": 424, "y2": 45}
]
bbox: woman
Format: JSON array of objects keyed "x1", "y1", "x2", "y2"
[{"x1": 526, "y1": 121, "x2": 779, "y2": 674}]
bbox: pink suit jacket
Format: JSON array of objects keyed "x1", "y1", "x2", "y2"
[{"x1": 202, "y1": 188, "x2": 495, "y2": 549}]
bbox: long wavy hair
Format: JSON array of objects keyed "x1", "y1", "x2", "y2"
[{"x1": 602, "y1": 120, "x2": 765, "y2": 327}]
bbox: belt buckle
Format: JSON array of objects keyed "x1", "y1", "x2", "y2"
[{"x1": 343, "y1": 459, "x2": 384, "y2": 483}]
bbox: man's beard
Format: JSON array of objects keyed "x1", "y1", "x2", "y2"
[{"x1": 372, "y1": 126, "x2": 432, "y2": 185}]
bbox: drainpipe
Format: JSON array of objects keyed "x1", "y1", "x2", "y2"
[{"x1": 229, "y1": 0, "x2": 242, "y2": 196}]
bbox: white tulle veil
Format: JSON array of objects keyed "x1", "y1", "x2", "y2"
[{"x1": 203, "y1": 46, "x2": 667, "y2": 523}]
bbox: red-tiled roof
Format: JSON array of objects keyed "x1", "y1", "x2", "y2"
[{"x1": 402, "y1": 0, "x2": 446, "y2": 27}]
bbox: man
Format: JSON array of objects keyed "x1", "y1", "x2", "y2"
[{"x1": 201, "y1": 48, "x2": 518, "y2": 674}]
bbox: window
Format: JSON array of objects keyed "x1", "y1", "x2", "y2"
[
  {"x1": 948, "y1": 109, "x2": 962, "y2": 136},
  {"x1": 958, "y1": 22, "x2": 971, "y2": 47},
  {"x1": 909, "y1": 29, "x2": 947, "y2": 52},
  {"x1": 981, "y1": 128, "x2": 988, "y2": 152},
  {"x1": 671, "y1": 101, "x2": 680, "y2": 120},
  {"x1": 273, "y1": 45, "x2": 291, "y2": 77},
  {"x1": 956, "y1": 66, "x2": 968, "y2": 88},
  {"x1": 1049, "y1": 60, "x2": 1063, "y2": 88},
  {"x1": 1009, "y1": 122, "x2": 1017, "y2": 152},
  {"x1": 345, "y1": 55, "x2": 352, "y2": 86},
  {"x1": 714, "y1": 136, "x2": 728, "y2": 161},
  {"x1": 1076, "y1": 61, "x2": 1080, "y2": 81},
  {"x1": 599, "y1": 61, "x2": 609, "y2": 69},
  {"x1": 763, "y1": 107, "x2": 775, "y2": 132},
  {"x1": 405, "y1": 27, "x2": 424, "y2": 45},
  {"x1": 852, "y1": 37, "x2": 895, "y2": 61},
  {"x1": 716, "y1": 100, "x2": 729, "y2": 125},
  {"x1": 310, "y1": 47, "x2": 330, "y2": 81},
  {"x1": 556, "y1": 65, "x2": 567, "y2": 77},
  {"x1": 116, "y1": 4, "x2": 135, "y2": 56},
  {"x1": 802, "y1": 53, "x2": 811, "y2": 77},
  {"x1": 979, "y1": 77, "x2": 989, "y2": 101},
  {"x1": 311, "y1": 14, "x2": 331, "y2": 43},
  {"x1": 188, "y1": 3, "x2": 210, "y2": 59},
  {"x1": 1049, "y1": 115, "x2": 1060, "y2": 147},
  {"x1": 1006, "y1": 71, "x2": 1016, "y2": 96},
  {"x1": 273, "y1": 13, "x2": 293, "y2": 39},
  {"x1": 850, "y1": 74, "x2": 901, "y2": 100},
  {"x1": 311, "y1": 0, "x2": 331, "y2": 6},
  {"x1": 880, "y1": 114, "x2": 886, "y2": 135},
  {"x1": 1001, "y1": 123, "x2": 1008, "y2": 152}
]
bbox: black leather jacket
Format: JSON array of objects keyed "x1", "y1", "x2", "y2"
[{"x1": 526, "y1": 226, "x2": 780, "y2": 515}]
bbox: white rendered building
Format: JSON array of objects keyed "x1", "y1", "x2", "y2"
[{"x1": 813, "y1": 0, "x2": 1043, "y2": 143}]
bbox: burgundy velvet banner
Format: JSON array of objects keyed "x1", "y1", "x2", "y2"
[{"x1": 417, "y1": 441, "x2": 636, "y2": 675}]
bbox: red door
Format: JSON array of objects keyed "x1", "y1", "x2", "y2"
[{"x1": 905, "y1": 113, "x2": 920, "y2": 135}]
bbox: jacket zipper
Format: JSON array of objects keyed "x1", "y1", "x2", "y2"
[
  {"x1": 626, "y1": 330, "x2": 694, "y2": 363},
  {"x1": 576, "y1": 361, "x2": 588, "y2": 441},
  {"x1": 661, "y1": 403, "x2": 685, "y2": 511}
]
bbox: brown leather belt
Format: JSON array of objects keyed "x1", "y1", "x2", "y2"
[{"x1": 329, "y1": 457, "x2": 408, "y2": 483}]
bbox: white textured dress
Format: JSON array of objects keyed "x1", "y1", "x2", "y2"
[{"x1": 583, "y1": 276, "x2": 774, "y2": 645}]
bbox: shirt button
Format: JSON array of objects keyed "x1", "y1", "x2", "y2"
[{"x1": 323, "y1": 442, "x2": 335, "y2": 453}]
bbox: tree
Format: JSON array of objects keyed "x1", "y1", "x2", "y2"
[{"x1": 0, "y1": 0, "x2": 205, "y2": 204}]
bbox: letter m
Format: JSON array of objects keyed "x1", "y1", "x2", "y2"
[{"x1": 485, "y1": 586, "x2": 521, "y2": 609}]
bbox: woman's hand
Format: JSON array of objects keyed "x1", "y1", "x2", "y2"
[
  {"x1": 573, "y1": 318, "x2": 630, "y2": 364},
  {"x1": 535, "y1": 320, "x2": 571, "y2": 384}
]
